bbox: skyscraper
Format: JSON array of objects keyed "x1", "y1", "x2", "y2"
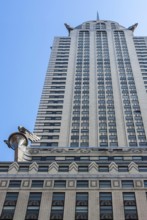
[
  {"x1": 1, "y1": 18, "x2": 147, "y2": 220},
  {"x1": 33, "y1": 19, "x2": 147, "y2": 149}
]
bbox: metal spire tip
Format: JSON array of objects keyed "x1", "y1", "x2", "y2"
[{"x1": 97, "y1": 11, "x2": 100, "y2": 20}]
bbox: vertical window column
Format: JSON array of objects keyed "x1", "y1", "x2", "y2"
[
  {"x1": 75, "y1": 193, "x2": 88, "y2": 220},
  {"x1": 114, "y1": 31, "x2": 147, "y2": 147},
  {"x1": 34, "y1": 37, "x2": 71, "y2": 147},
  {"x1": 99, "y1": 192, "x2": 113, "y2": 220},
  {"x1": 70, "y1": 31, "x2": 90, "y2": 147},
  {"x1": 50, "y1": 192, "x2": 65, "y2": 220},
  {"x1": 123, "y1": 192, "x2": 138, "y2": 220},
  {"x1": 96, "y1": 31, "x2": 118, "y2": 147},
  {"x1": 0, "y1": 192, "x2": 18, "y2": 220},
  {"x1": 25, "y1": 193, "x2": 42, "y2": 220}
]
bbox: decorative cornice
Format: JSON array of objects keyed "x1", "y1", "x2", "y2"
[
  {"x1": 49, "y1": 162, "x2": 59, "y2": 174},
  {"x1": 8, "y1": 162, "x2": 19, "y2": 174},
  {"x1": 29, "y1": 162, "x2": 38, "y2": 174},
  {"x1": 89, "y1": 162, "x2": 98, "y2": 174},
  {"x1": 0, "y1": 160, "x2": 146, "y2": 177},
  {"x1": 69, "y1": 162, "x2": 78, "y2": 174},
  {"x1": 24, "y1": 147, "x2": 147, "y2": 160},
  {"x1": 109, "y1": 162, "x2": 118, "y2": 174},
  {"x1": 128, "y1": 162, "x2": 138, "y2": 174}
]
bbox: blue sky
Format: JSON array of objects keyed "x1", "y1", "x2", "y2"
[{"x1": 0, "y1": 0, "x2": 147, "y2": 161}]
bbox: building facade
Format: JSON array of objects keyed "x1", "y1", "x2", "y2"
[
  {"x1": 1, "y1": 19, "x2": 147, "y2": 220},
  {"x1": 33, "y1": 19, "x2": 147, "y2": 148}
]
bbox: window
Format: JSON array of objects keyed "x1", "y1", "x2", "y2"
[
  {"x1": 38, "y1": 166, "x2": 48, "y2": 172},
  {"x1": 77, "y1": 181, "x2": 89, "y2": 188},
  {"x1": 0, "y1": 166, "x2": 9, "y2": 172},
  {"x1": 72, "y1": 128, "x2": 79, "y2": 133},
  {"x1": 50, "y1": 193, "x2": 65, "y2": 220},
  {"x1": 139, "y1": 142, "x2": 147, "y2": 146},
  {"x1": 9, "y1": 180, "x2": 21, "y2": 188},
  {"x1": 114, "y1": 156, "x2": 123, "y2": 161},
  {"x1": 99, "y1": 180, "x2": 111, "y2": 188},
  {"x1": 44, "y1": 122, "x2": 61, "y2": 126},
  {"x1": 100, "y1": 142, "x2": 108, "y2": 147},
  {"x1": 71, "y1": 135, "x2": 79, "y2": 140},
  {"x1": 0, "y1": 192, "x2": 19, "y2": 220},
  {"x1": 81, "y1": 135, "x2": 89, "y2": 140},
  {"x1": 99, "y1": 166, "x2": 109, "y2": 172},
  {"x1": 31, "y1": 180, "x2": 44, "y2": 188},
  {"x1": 54, "y1": 180, "x2": 66, "y2": 188},
  {"x1": 58, "y1": 166, "x2": 69, "y2": 172},
  {"x1": 75, "y1": 193, "x2": 88, "y2": 220},
  {"x1": 80, "y1": 157, "x2": 89, "y2": 161},
  {"x1": 132, "y1": 156, "x2": 142, "y2": 161},
  {"x1": 32, "y1": 156, "x2": 55, "y2": 161},
  {"x1": 65, "y1": 156, "x2": 75, "y2": 161},
  {"x1": 122, "y1": 180, "x2": 134, "y2": 188},
  {"x1": 129, "y1": 142, "x2": 137, "y2": 147},
  {"x1": 118, "y1": 166, "x2": 128, "y2": 172},
  {"x1": 41, "y1": 142, "x2": 58, "y2": 147},
  {"x1": 80, "y1": 142, "x2": 89, "y2": 147},
  {"x1": 41, "y1": 135, "x2": 59, "y2": 140},
  {"x1": 19, "y1": 166, "x2": 29, "y2": 172},
  {"x1": 78, "y1": 166, "x2": 88, "y2": 172},
  {"x1": 70, "y1": 142, "x2": 79, "y2": 147},
  {"x1": 99, "y1": 156, "x2": 108, "y2": 161},
  {"x1": 123, "y1": 193, "x2": 138, "y2": 220},
  {"x1": 100, "y1": 193, "x2": 113, "y2": 220},
  {"x1": 144, "y1": 180, "x2": 147, "y2": 187},
  {"x1": 25, "y1": 193, "x2": 42, "y2": 220},
  {"x1": 138, "y1": 166, "x2": 147, "y2": 172}
]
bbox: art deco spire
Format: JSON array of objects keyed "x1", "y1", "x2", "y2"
[{"x1": 97, "y1": 11, "x2": 100, "y2": 20}]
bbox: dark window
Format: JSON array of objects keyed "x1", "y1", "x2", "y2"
[
  {"x1": 41, "y1": 142, "x2": 58, "y2": 147},
  {"x1": 9, "y1": 180, "x2": 21, "y2": 188},
  {"x1": 47, "y1": 156, "x2": 56, "y2": 161},
  {"x1": 0, "y1": 192, "x2": 18, "y2": 220},
  {"x1": 54, "y1": 180, "x2": 66, "y2": 188},
  {"x1": 138, "y1": 166, "x2": 147, "y2": 172},
  {"x1": 19, "y1": 166, "x2": 29, "y2": 172},
  {"x1": 118, "y1": 166, "x2": 128, "y2": 172},
  {"x1": 100, "y1": 142, "x2": 108, "y2": 147},
  {"x1": 99, "y1": 180, "x2": 111, "y2": 188},
  {"x1": 70, "y1": 142, "x2": 79, "y2": 147},
  {"x1": 0, "y1": 166, "x2": 9, "y2": 172},
  {"x1": 144, "y1": 180, "x2": 147, "y2": 187},
  {"x1": 50, "y1": 193, "x2": 65, "y2": 220},
  {"x1": 75, "y1": 193, "x2": 88, "y2": 220},
  {"x1": 31, "y1": 180, "x2": 44, "y2": 188},
  {"x1": 32, "y1": 156, "x2": 55, "y2": 161},
  {"x1": 114, "y1": 156, "x2": 123, "y2": 161},
  {"x1": 77, "y1": 181, "x2": 89, "y2": 188},
  {"x1": 32, "y1": 156, "x2": 41, "y2": 161},
  {"x1": 80, "y1": 157, "x2": 89, "y2": 161},
  {"x1": 38, "y1": 166, "x2": 48, "y2": 172},
  {"x1": 123, "y1": 193, "x2": 138, "y2": 220},
  {"x1": 122, "y1": 180, "x2": 134, "y2": 188},
  {"x1": 100, "y1": 192, "x2": 113, "y2": 220},
  {"x1": 58, "y1": 166, "x2": 69, "y2": 172},
  {"x1": 80, "y1": 142, "x2": 89, "y2": 147},
  {"x1": 99, "y1": 166, "x2": 109, "y2": 172},
  {"x1": 25, "y1": 193, "x2": 42, "y2": 220},
  {"x1": 78, "y1": 166, "x2": 88, "y2": 172},
  {"x1": 65, "y1": 157, "x2": 75, "y2": 161},
  {"x1": 132, "y1": 156, "x2": 142, "y2": 161},
  {"x1": 99, "y1": 156, "x2": 108, "y2": 161}
]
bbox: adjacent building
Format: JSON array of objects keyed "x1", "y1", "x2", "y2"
[{"x1": 1, "y1": 18, "x2": 147, "y2": 220}]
